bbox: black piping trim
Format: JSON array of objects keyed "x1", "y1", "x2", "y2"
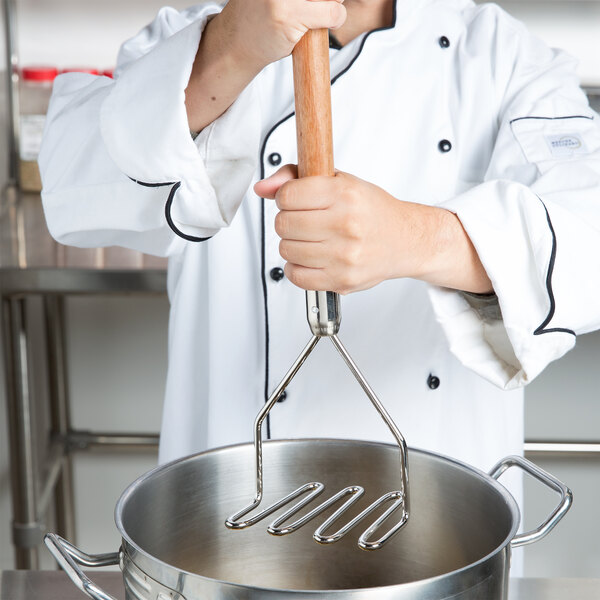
[
  {"x1": 328, "y1": 31, "x2": 342, "y2": 51},
  {"x1": 128, "y1": 177, "x2": 211, "y2": 243},
  {"x1": 331, "y1": 1, "x2": 397, "y2": 86},
  {"x1": 128, "y1": 177, "x2": 177, "y2": 188},
  {"x1": 257, "y1": 1, "x2": 398, "y2": 437},
  {"x1": 164, "y1": 182, "x2": 212, "y2": 242},
  {"x1": 510, "y1": 115, "x2": 594, "y2": 125},
  {"x1": 533, "y1": 197, "x2": 575, "y2": 337},
  {"x1": 259, "y1": 171, "x2": 271, "y2": 439}
]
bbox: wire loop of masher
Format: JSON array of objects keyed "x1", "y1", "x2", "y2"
[{"x1": 225, "y1": 333, "x2": 410, "y2": 550}]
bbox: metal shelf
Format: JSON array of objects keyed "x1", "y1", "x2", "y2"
[
  {"x1": 0, "y1": 267, "x2": 167, "y2": 295},
  {"x1": 1, "y1": 0, "x2": 171, "y2": 569}
]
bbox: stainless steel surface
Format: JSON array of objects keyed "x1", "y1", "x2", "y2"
[
  {"x1": 2, "y1": 0, "x2": 19, "y2": 186},
  {"x1": 306, "y1": 290, "x2": 341, "y2": 336},
  {"x1": 2, "y1": 296, "x2": 40, "y2": 568},
  {"x1": 48, "y1": 441, "x2": 571, "y2": 599},
  {"x1": 44, "y1": 535, "x2": 120, "y2": 600},
  {"x1": 0, "y1": 268, "x2": 167, "y2": 295},
  {"x1": 226, "y1": 331, "x2": 409, "y2": 550},
  {"x1": 330, "y1": 333, "x2": 409, "y2": 520},
  {"x1": 44, "y1": 294, "x2": 76, "y2": 542},
  {"x1": 0, "y1": 571, "x2": 126, "y2": 600},
  {"x1": 226, "y1": 335, "x2": 320, "y2": 532},
  {"x1": 37, "y1": 442, "x2": 65, "y2": 516},
  {"x1": 0, "y1": 268, "x2": 167, "y2": 567},
  {"x1": 3, "y1": 572, "x2": 598, "y2": 600},
  {"x1": 0, "y1": 571, "x2": 600, "y2": 600},
  {"x1": 525, "y1": 441, "x2": 600, "y2": 455},
  {"x1": 489, "y1": 455, "x2": 572, "y2": 548},
  {"x1": 66, "y1": 431, "x2": 160, "y2": 450}
]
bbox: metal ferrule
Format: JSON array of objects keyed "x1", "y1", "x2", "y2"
[{"x1": 305, "y1": 290, "x2": 340, "y2": 337}]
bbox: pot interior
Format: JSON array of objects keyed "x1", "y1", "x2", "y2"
[{"x1": 117, "y1": 440, "x2": 517, "y2": 590}]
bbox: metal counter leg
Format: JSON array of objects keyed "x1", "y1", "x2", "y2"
[
  {"x1": 2, "y1": 296, "x2": 40, "y2": 568},
  {"x1": 44, "y1": 295, "x2": 76, "y2": 543}
]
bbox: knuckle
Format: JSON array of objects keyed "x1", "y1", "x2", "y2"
[
  {"x1": 274, "y1": 212, "x2": 289, "y2": 238},
  {"x1": 329, "y1": 2, "x2": 346, "y2": 27},
  {"x1": 343, "y1": 181, "x2": 361, "y2": 208},
  {"x1": 342, "y1": 243, "x2": 361, "y2": 268},
  {"x1": 340, "y1": 212, "x2": 362, "y2": 240},
  {"x1": 276, "y1": 181, "x2": 293, "y2": 209},
  {"x1": 279, "y1": 240, "x2": 290, "y2": 261},
  {"x1": 287, "y1": 266, "x2": 306, "y2": 289}
]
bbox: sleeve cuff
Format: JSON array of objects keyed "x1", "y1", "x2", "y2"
[
  {"x1": 428, "y1": 179, "x2": 576, "y2": 389},
  {"x1": 100, "y1": 18, "x2": 207, "y2": 184},
  {"x1": 100, "y1": 13, "x2": 262, "y2": 235}
]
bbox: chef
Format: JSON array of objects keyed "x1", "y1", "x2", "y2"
[{"x1": 40, "y1": 0, "x2": 600, "y2": 496}]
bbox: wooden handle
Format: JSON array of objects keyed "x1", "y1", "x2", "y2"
[
  {"x1": 292, "y1": 29, "x2": 334, "y2": 178},
  {"x1": 293, "y1": 30, "x2": 340, "y2": 335}
]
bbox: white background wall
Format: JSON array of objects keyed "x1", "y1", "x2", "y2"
[
  {"x1": 7, "y1": 0, "x2": 600, "y2": 85},
  {"x1": 0, "y1": 0, "x2": 599, "y2": 577}
]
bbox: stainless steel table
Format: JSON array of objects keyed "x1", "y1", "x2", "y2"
[
  {"x1": 1, "y1": 571, "x2": 600, "y2": 599},
  {"x1": 1, "y1": 268, "x2": 166, "y2": 568}
]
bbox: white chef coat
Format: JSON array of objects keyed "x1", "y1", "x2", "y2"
[{"x1": 40, "y1": 0, "x2": 600, "y2": 488}]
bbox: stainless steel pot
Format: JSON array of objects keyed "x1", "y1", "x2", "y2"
[{"x1": 45, "y1": 439, "x2": 571, "y2": 600}]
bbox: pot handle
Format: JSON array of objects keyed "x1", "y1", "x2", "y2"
[
  {"x1": 488, "y1": 455, "x2": 573, "y2": 548},
  {"x1": 44, "y1": 533, "x2": 120, "y2": 600}
]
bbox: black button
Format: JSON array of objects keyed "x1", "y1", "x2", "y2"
[
  {"x1": 438, "y1": 139, "x2": 452, "y2": 153},
  {"x1": 439, "y1": 36, "x2": 450, "y2": 49},
  {"x1": 268, "y1": 152, "x2": 282, "y2": 166},
  {"x1": 277, "y1": 391, "x2": 288, "y2": 403},
  {"x1": 270, "y1": 267, "x2": 285, "y2": 282},
  {"x1": 427, "y1": 374, "x2": 441, "y2": 390}
]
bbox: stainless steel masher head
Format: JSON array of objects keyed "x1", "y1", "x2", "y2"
[
  {"x1": 224, "y1": 290, "x2": 410, "y2": 550},
  {"x1": 225, "y1": 29, "x2": 409, "y2": 551}
]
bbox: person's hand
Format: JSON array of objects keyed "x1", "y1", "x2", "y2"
[
  {"x1": 254, "y1": 165, "x2": 493, "y2": 295},
  {"x1": 215, "y1": 0, "x2": 347, "y2": 70},
  {"x1": 186, "y1": 1, "x2": 346, "y2": 132}
]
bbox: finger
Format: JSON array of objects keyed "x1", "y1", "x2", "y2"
[
  {"x1": 284, "y1": 263, "x2": 332, "y2": 291},
  {"x1": 298, "y1": 0, "x2": 347, "y2": 30},
  {"x1": 275, "y1": 209, "x2": 331, "y2": 242},
  {"x1": 279, "y1": 239, "x2": 327, "y2": 268},
  {"x1": 254, "y1": 164, "x2": 298, "y2": 199},
  {"x1": 275, "y1": 176, "x2": 337, "y2": 211}
]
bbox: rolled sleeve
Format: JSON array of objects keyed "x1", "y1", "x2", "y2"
[
  {"x1": 428, "y1": 12, "x2": 600, "y2": 389},
  {"x1": 40, "y1": 3, "x2": 263, "y2": 252},
  {"x1": 99, "y1": 6, "x2": 262, "y2": 238},
  {"x1": 430, "y1": 180, "x2": 577, "y2": 389}
]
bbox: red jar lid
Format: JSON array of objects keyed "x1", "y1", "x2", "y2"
[
  {"x1": 21, "y1": 66, "x2": 59, "y2": 81},
  {"x1": 60, "y1": 67, "x2": 100, "y2": 75}
]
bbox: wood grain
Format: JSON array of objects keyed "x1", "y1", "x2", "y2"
[{"x1": 292, "y1": 29, "x2": 334, "y2": 179}]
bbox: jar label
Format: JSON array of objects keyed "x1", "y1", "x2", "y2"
[{"x1": 20, "y1": 114, "x2": 46, "y2": 160}]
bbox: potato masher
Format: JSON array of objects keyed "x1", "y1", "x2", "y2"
[{"x1": 225, "y1": 29, "x2": 409, "y2": 551}]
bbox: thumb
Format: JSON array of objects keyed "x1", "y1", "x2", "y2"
[{"x1": 254, "y1": 164, "x2": 298, "y2": 199}]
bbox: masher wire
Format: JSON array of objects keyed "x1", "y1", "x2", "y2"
[{"x1": 225, "y1": 330, "x2": 410, "y2": 551}]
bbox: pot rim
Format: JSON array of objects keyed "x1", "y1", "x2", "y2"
[{"x1": 114, "y1": 438, "x2": 520, "y2": 594}]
